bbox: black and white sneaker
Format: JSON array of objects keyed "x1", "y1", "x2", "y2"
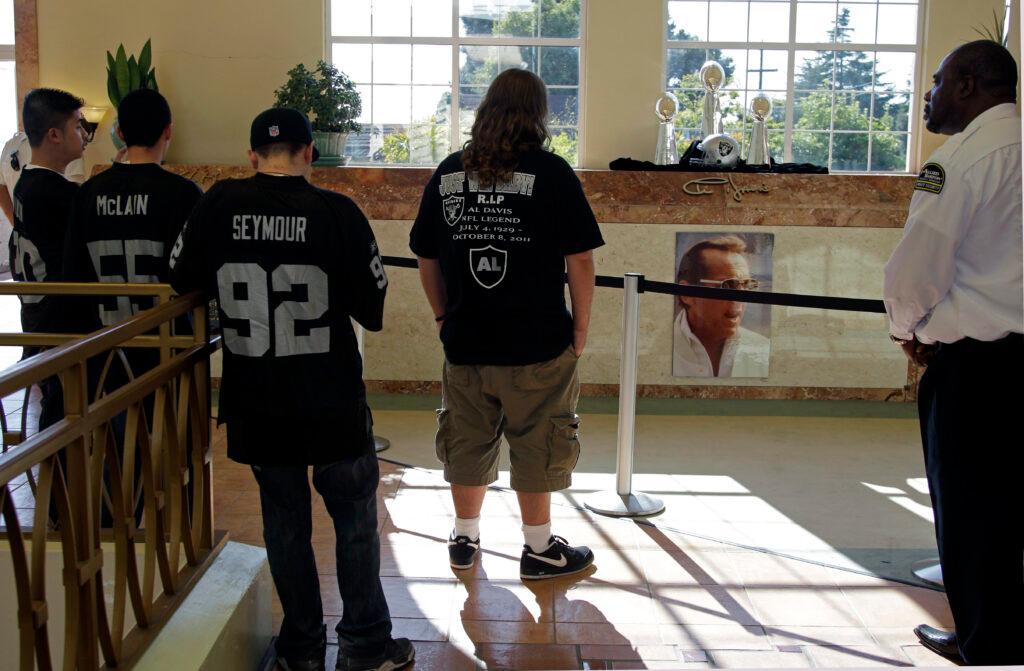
[
  {"x1": 336, "y1": 637, "x2": 415, "y2": 671},
  {"x1": 447, "y1": 533, "x2": 480, "y2": 569},
  {"x1": 520, "y1": 535, "x2": 594, "y2": 580}
]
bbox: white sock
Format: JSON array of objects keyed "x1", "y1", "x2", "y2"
[
  {"x1": 453, "y1": 516, "x2": 480, "y2": 540},
  {"x1": 522, "y1": 522, "x2": 552, "y2": 553}
]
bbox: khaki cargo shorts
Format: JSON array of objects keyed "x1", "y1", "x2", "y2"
[{"x1": 435, "y1": 346, "x2": 582, "y2": 492}]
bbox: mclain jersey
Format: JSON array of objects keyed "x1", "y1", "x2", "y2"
[
  {"x1": 64, "y1": 162, "x2": 203, "y2": 328},
  {"x1": 9, "y1": 166, "x2": 79, "y2": 333},
  {"x1": 169, "y1": 173, "x2": 388, "y2": 464},
  {"x1": 409, "y1": 149, "x2": 604, "y2": 366}
]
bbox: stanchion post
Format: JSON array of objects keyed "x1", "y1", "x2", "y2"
[
  {"x1": 354, "y1": 320, "x2": 390, "y2": 453},
  {"x1": 585, "y1": 273, "x2": 665, "y2": 518}
]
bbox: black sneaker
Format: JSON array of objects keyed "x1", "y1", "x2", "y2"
[
  {"x1": 520, "y1": 535, "x2": 594, "y2": 580},
  {"x1": 336, "y1": 638, "x2": 415, "y2": 671},
  {"x1": 447, "y1": 532, "x2": 480, "y2": 570},
  {"x1": 279, "y1": 654, "x2": 325, "y2": 671}
]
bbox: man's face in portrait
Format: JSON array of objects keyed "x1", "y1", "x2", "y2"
[{"x1": 680, "y1": 249, "x2": 752, "y2": 343}]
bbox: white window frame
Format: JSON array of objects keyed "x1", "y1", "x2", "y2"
[
  {"x1": 664, "y1": 0, "x2": 926, "y2": 173},
  {"x1": 325, "y1": 0, "x2": 587, "y2": 166}
]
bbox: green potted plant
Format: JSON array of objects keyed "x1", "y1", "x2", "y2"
[
  {"x1": 274, "y1": 60, "x2": 361, "y2": 165},
  {"x1": 106, "y1": 39, "x2": 160, "y2": 151}
]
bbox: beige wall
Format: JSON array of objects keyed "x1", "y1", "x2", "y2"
[
  {"x1": 27, "y1": 0, "x2": 1021, "y2": 172},
  {"x1": 35, "y1": 0, "x2": 325, "y2": 168},
  {"x1": 916, "y1": 0, "x2": 1018, "y2": 164}
]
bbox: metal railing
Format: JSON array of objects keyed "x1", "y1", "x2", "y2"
[{"x1": 0, "y1": 283, "x2": 221, "y2": 670}]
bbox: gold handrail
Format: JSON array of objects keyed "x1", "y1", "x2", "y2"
[{"x1": 0, "y1": 282, "x2": 220, "y2": 671}]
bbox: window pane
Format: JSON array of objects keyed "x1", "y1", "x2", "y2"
[
  {"x1": 413, "y1": 45, "x2": 452, "y2": 85},
  {"x1": 708, "y1": 1, "x2": 748, "y2": 42},
  {"x1": 875, "y1": 91, "x2": 911, "y2": 131},
  {"x1": 378, "y1": 124, "x2": 413, "y2": 163},
  {"x1": 549, "y1": 128, "x2": 578, "y2": 165},
  {"x1": 870, "y1": 132, "x2": 909, "y2": 171},
  {"x1": 460, "y1": 0, "x2": 538, "y2": 38},
  {"x1": 793, "y1": 91, "x2": 833, "y2": 130},
  {"x1": 539, "y1": 46, "x2": 579, "y2": 86},
  {"x1": 355, "y1": 84, "x2": 373, "y2": 123},
  {"x1": 540, "y1": 0, "x2": 581, "y2": 37},
  {"x1": 373, "y1": 85, "x2": 412, "y2": 124},
  {"x1": 332, "y1": 0, "x2": 371, "y2": 36},
  {"x1": 834, "y1": 50, "x2": 873, "y2": 89},
  {"x1": 719, "y1": 49, "x2": 747, "y2": 90},
  {"x1": 667, "y1": 47, "x2": 709, "y2": 87},
  {"x1": 373, "y1": 0, "x2": 411, "y2": 36},
  {"x1": 0, "y1": 61, "x2": 16, "y2": 140},
  {"x1": 831, "y1": 132, "x2": 869, "y2": 170},
  {"x1": 460, "y1": 45, "x2": 534, "y2": 86},
  {"x1": 413, "y1": 0, "x2": 452, "y2": 37},
  {"x1": 412, "y1": 85, "x2": 450, "y2": 123},
  {"x1": 668, "y1": 1, "x2": 708, "y2": 41},
  {"x1": 875, "y1": 51, "x2": 914, "y2": 91},
  {"x1": 671, "y1": 89, "x2": 706, "y2": 131},
  {"x1": 832, "y1": 91, "x2": 871, "y2": 130},
  {"x1": 796, "y1": 2, "x2": 837, "y2": 43},
  {"x1": 792, "y1": 131, "x2": 830, "y2": 165},
  {"x1": 767, "y1": 129, "x2": 785, "y2": 158},
  {"x1": 876, "y1": 4, "x2": 917, "y2": 44},
  {"x1": 749, "y1": 1, "x2": 791, "y2": 42},
  {"x1": 745, "y1": 49, "x2": 787, "y2": 90},
  {"x1": 409, "y1": 121, "x2": 451, "y2": 163},
  {"x1": 459, "y1": 85, "x2": 488, "y2": 115},
  {"x1": 794, "y1": 50, "x2": 833, "y2": 90},
  {"x1": 549, "y1": 89, "x2": 579, "y2": 126},
  {"x1": 345, "y1": 128, "x2": 376, "y2": 161},
  {"x1": 333, "y1": 43, "x2": 372, "y2": 84},
  {"x1": 836, "y1": 3, "x2": 876, "y2": 44},
  {"x1": 373, "y1": 44, "x2": 411, "y2": 84}
]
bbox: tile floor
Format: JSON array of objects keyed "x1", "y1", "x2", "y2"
[{"x1": 209, "y1": 427, "x2": 956, "y2": 670}]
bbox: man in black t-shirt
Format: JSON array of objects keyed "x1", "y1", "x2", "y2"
[
  {"x1": 410, "y1": 130, "x2": 604, "y2": 578},
  {"x1": 170, "y1": 108, "x2": 412, "y2": 671},
  {"x1": 9, "y1": 88, "x2": 89, "y2": 431}
]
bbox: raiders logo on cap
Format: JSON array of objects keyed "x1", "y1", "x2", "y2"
[
  {"x1": 915, "y1": 162, "x2": 945, "y2": 194},
  {"x1": 269, "y1": 125, "x2": 280, "y2": 138}
]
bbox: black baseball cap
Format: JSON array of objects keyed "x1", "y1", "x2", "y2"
[{"x1": 250, "y1": 107, "x2": 319, "y2": 162}]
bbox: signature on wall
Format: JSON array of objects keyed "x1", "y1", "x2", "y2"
[{"x1": 682, "y1": 175, "x2": 771, "y2": 202}]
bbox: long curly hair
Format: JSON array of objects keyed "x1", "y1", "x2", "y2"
[{"x1": 462, "y1": 68, "x2": 550, "y2": 188}]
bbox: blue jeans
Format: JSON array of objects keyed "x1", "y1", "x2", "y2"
[{"x1": 251, "y1": 450, "x2": 392, "y2": 660}]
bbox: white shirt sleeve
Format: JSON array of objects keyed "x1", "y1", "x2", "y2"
[{"x1": 883, "y1": 163, "x2": 976, "y2": 340}]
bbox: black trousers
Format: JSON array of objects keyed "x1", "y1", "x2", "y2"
[{"x1": 917, "y1": 333, "x2": 1023, "y2": 665}]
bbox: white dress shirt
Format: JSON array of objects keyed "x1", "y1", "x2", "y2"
[
  {"x1": 884, "y1": 103, "x2": 1023, "y2": 344},
  {"x1": 672, "y1": 309, "x2": 771, "y2": 378}
]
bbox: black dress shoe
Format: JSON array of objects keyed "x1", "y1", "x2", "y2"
[{"x1": 914, "y1": 624, "x2": 963, "y2": 663}]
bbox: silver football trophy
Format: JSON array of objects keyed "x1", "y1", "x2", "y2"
[
  {"x1": 654, "y1": 92, "x2": 680, "y2": 165},
  {"x1": 699, "y1": 60, "x2": 725, "y2": 139},
  {"x1": 747, "y1": 94, "x2": 772, "y2": 166}
]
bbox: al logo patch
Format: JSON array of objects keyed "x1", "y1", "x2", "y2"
[
  {"x1": 915, "y1": 163, "x2": 945, "y2": 194},
  {"x1": 443, "y1": 195, "x2": 464, "y2": 226},
  {"x1": 469, "y1": 246, "x2": 507, "y2": 289}
]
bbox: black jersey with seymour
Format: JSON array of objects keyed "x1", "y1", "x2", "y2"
[
  {"x1": 9, "y1": 166, "x2": 79, "y2": 333},
  {"x1": 169, "y1": 173, "x2": 387, "y2": 465},
  {"x1": 409, "y1": 149, "x2": 603, "y2": 366},
  {"x1": 64, "y1": 162, "x2": 203, "y2": 327}
]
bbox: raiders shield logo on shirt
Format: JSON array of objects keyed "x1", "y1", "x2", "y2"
[
  {"x1": 443, "y1": 195, "x2": 464, "y2": 226},
  {"x1": 469, "y1": 245, "x2": 507, "y2": 289}
]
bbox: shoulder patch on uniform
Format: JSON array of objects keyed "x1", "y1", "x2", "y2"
[{"x1": 915, "y1": 163, "x2": 945, "y2": 194}]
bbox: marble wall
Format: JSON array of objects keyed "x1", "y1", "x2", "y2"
[{"x1": 164, "y1": 165, "x2": 917, "y2": 401}]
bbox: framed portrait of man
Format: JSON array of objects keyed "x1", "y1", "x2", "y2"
[{"x1": 672, "y1": 232, "x2": 774, "y2": 378}]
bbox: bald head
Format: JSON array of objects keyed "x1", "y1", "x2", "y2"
[{"x1": 924, "y1": 40, "x2": 1019, "y2": 135}]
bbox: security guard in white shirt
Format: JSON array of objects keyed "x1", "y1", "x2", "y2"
[{"x1": 883, "y1": 40, "x2": 1022, "y2": 666}]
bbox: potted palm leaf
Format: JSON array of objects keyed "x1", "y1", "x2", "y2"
[{"x1": 106, "y1": 39, "x2": 160, "y2": 150}]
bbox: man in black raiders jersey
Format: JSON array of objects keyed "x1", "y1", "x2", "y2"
[
  {"x1": 64, "y1": 88, "x2": 202, "y2": 379},
  {"x1": 10, "y1": 88, "x2": 88, "y2": 431},
  {"x1": 169, "y1": 109, "x2": 412, "y2": 671}
]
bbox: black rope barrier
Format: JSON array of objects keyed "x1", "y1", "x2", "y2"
[{"x1": 382, "y1": 256, "x2": 886, "y2": 314}]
